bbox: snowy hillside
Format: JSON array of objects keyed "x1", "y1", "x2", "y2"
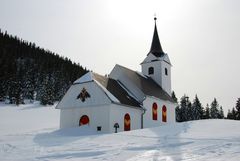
[{"x1": 0, "y1": 103, "x2": 240, "y2": 161}]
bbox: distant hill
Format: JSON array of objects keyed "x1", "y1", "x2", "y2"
[{"x1": 0, "y1": 29, "x2": 88, "y2": 105}]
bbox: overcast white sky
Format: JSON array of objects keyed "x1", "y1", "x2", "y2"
[{"x1": 1, "y1": 0, "x2": 240, "y2": 114}]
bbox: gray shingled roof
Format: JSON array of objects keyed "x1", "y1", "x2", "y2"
[
  {"x1": 93, "y1": 73, "x2": 142, "y2": 108},
  {"x1": 115, "y1": 65, "x2": 176, "y2": 103}
]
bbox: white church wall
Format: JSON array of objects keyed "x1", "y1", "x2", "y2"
[
  {"x1": 141, "y1": 57, "x2": 172, "y2": 96},
  {"x1": 56, "y1": 81, "x2": 112, "y2": 109},
  {"x1": 143, "y1": 97, "x2": 176, "y2": 128},
  {"x1": 60, "y1": 105, "x2": 111, "y2": 133},
  {"x1": 141, "y1": 60, "x2": 162, "y2": 86},
  {"x1": 109, "y1": 104, "x2": 142, "y2": 133},
  {"x1": 143, "y1": 97, "x2": 162, "y2": 128},
  {"x1": 161, "y1": 61, "x2": 172, "y2": 96},
  {"x1": 165, "y1": 101, "x2": 176, "y2": 124}
]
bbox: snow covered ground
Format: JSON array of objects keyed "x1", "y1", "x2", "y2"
[{"x1": 0, "y1": 103, "x2": 240, "y2": 161}]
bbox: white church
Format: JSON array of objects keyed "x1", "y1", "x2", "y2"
[{"x1": 56, "y1": 17, "x2": 177, "y2": 133}]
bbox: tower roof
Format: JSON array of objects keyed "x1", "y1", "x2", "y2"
[{"x1": 149, "y1": 17, "x2": 165, "y2": 57}]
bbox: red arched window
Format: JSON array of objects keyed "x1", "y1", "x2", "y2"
[
  {"x1": 152, "y1": 102, "x2": 158, "y2": 120},
  {"x1": 162, "y1": 105, "x2": 167, "y2": 122},
  {"x1": 124, "y1": 113, "x2": 131, "y2": 131},
  {"x1": 79, "y1": 115, "x2": 89, "y2": 126}
]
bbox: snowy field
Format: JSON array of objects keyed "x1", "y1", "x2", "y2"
[{"x1": 0, "y1": 103, "x2": 240, "y2": 161}]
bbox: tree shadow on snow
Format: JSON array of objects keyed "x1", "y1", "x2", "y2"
[
  {"x1": 36, "y1": 151, "x2": 106, "y2": 160},
  {"x1": 33, "y1": 126, "x2": 105, "y2": 147}
]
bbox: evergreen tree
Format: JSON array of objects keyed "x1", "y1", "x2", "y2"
[
  {"x1": 231, "y1": 107, "x2": 236, "y2": 120},
  {"x1": 40, "y1": 75, "x2": 54, "y2": 105},
  {"x1": 175, "y1": 105, "x2": 181, "y2": 122},
  {"x1": 210, "y1": 98, "x2": 219, "y2": 119},
  {"x1": 0, "y1": 81, "x2": 7, "y2": 101},
  {"x1": 23, "y1": 60, "x2": 35, "y2": 103},
  {"x1": 39, "y1": 76, "x2": 48, "y2": 105},
  {"x1": 227, "y1": 109, "x2": 233, "y2": 119},
  {"x1": 187, "y1": 101, "x2": 193, "y2": 121},
  {"x1": 204, "y1": 104, "x2": 210, "y2": 119},
  {"x1": 235, "y1": 98, "x2": 240, "y2": 120},
  {"x1": 179, "y1": 95, "x2": 190, "y2": 122},
  {"x1": 172, "y1": 91, "x2": 181, "y2": 122},
  {"x1": 171, "y1": 91, "x2": 178, "y2": 102},
  {"x1": 218, "y1": 106, "x2": 224, "y2": 119},
  {"x1": 192, "y1": 95, "x2": 203, "y2": 120},
  {"x1": 46, "y1": 75, "x2": 55, "y2": 105}
]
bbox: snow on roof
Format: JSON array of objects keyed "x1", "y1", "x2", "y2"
[
  {"x1": 74, "y1": 72, "x2": 94, "y2": 84},
  {"x1": 74, "y1": 72, "x2": 120, "y2": 103},
  {"x1": 116, "y1": 80, "x2": 140, "y2": 102},
  {"x1": 93, "y1": 73, "x2": 141, "y2": 108},
  {"x1": 94, "y1": 79, "x2": 120, "y2": 103}
]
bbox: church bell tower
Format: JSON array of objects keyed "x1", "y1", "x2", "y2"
[{"x1": 141, "y1": 17, "x2": 172, "y2": 95}]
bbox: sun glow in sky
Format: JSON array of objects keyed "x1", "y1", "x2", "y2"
[{"x1": 1, "y1": 0, "x2": 240, "y2": 113}]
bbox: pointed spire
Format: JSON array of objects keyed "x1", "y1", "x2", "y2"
[{"x1": 149, "y1": 16, "x2": 164, "y2": 57}]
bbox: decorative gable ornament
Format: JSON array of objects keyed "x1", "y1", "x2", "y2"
[{"x1": 77, "y1": 87, "x2": 91, "y2": 102}]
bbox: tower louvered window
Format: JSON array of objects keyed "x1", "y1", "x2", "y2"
[{"x1": 148, "y1": 67, "x2": 154, "y2": 75}]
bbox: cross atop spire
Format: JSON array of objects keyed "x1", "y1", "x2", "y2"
[{"x1": 149, "y1": 16, "x2": 164, "y2": 57}]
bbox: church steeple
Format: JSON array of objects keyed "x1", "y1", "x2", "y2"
[
  {"x1": 141, "y1": 17, "x2": 172, "y2": 95},
  {"x1": 149, "y1": 17, "x2": 164, "y2": 57}
]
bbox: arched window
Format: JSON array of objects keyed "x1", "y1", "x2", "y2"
[
  {"x1": 162, "y1": 105, "x2": 167, "y2": 122},
  {"x1": 152, "y1": 102, "x2": 158, "y2": 120},
  {"x1": 148, "y1": 67, "x2": 154, "y2": 75},
  {"x1": 79, "y1": 115, "x2": 89, "y2": 126},
  {"x1": 165, "y1": 68, "x2": 168, "y2": 76},
  {"x1": 124, "y1": 113, "x2": 131, "y2": 131}
]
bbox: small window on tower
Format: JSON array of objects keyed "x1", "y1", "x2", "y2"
[
  {"x1": 165, "y1": 68, "x2": 168, "y2": 76},
  {"x1": 148, "y1": 67, "x2": 154, "y2": 75}
]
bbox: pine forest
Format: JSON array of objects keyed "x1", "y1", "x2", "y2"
[{"x1": 0, "y1": 30, "x2": 88, "y2": 105}]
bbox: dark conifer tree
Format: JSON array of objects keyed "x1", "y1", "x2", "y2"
[
  {"x1": 171, "y1": 91, "x2": 178, "y2": 102},
  {"x1": 218, "y1": 106, "x2": 224, "y2": 119},
  {"x1": 179, "y1": 95, "x2": 190, "y2": 122},
  {"x1": 231, "y1": 107, "x2": 237, "y2": 120},
  {"x1": 227, "y1": 109, "x2": 233, "y2": 119},
  {"x1": 172, "y1": 91, "x2": 181, "y2": 122},
  {"x1": 204, "y1": 104, "x2": 210, "y2": 119},
  {"x1": 192, "y1": 95, "x2": 203, "y2": 120},
  {"x1": 235, "y1": 98, "x2": 240, "y2": 120},
  {"x1": 210, "y1": 98, "x2": 219, "y2": 119},
  {"x1": 175, "y1": 106, "x2": 181, "y2": 122},
  {"x1": 187, "y1": 101, "x2": 193, "y2": 121}
]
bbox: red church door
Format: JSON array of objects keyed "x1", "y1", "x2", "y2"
[
  {"x1": 124, "y1": 113, "x2": 131, "y2": 131},
  {"x1": 79, "y1": 115, "x2": 89, "y2": 126}
]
